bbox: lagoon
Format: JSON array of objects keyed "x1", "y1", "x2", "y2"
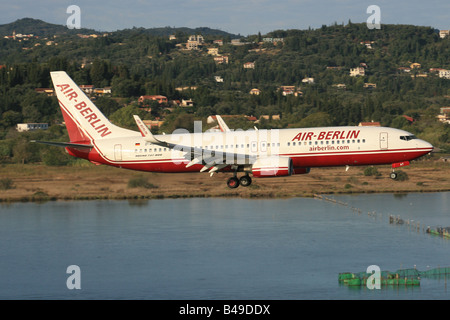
[{"x1": 0, "y1": 192, "x2": 449, "y2": 299}]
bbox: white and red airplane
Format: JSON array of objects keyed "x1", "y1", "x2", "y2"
[{"x1": 36, "y1": 71, "x2": 434, "y2": 188}]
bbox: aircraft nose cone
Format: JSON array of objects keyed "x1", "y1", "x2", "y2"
[{"x1": 421, "y1": 140, "x2": 434, "y2": 152}]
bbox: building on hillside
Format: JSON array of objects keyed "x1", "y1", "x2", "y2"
[
  {"x1": 249, "y1": 88, "x2": 261, "y2": 95},
  {"x1": 259, "y1": 115, "x2": 280, "y2": 121},
  {"x1": 142, "y1": 120, "x2": 165, "y2": 129},
  {"x1": 263, "y1": 38, "x2": 284, "y2": 44},
  {"x1": 326, "y1": 66, "x2": 342, "y2": 70},
  {"x1": 181, "y1": 99, "x2": 194, "y2": 107},
  {"x1": 398, "y1": 67, "x2": 411, "y2": 73},
  {"x1": 429, "y1": 68, "x2": 446, "y2": 73},
  {"x1": 439, "y1": 30, "x2": 449, "y2": 38},
  {"x1": 79, "y1": 85, "x2": 94, "y2": 94},
  {"x1": 35, "y1": 88, "x2": 54, "y2": 96},
  {"x1": 243, "y1": 62, "x2": 255, "y2": 69},
  {"x1": 411, "y1": 73, "x2": 428, "y2": 78},
  {"x1": 402, "y1": 115, "x2": 414, "y2": 124},
  {"x1": 360, "y1": 41, "x2": 374, "y2": 49},
  {"x1": 332, "y1": 83, "x2": 347, "y2": 90},
  {"x1": 231, "y1": 39, "x2": 245, "y2": 46},
  {"x1": 187, "y1": 35, "x2": 204, "y2": 50},
  {"x1": 214, "y1": 56, "x2": 229, "y2": 64},
  {"x1": 175, "y1": 86, "x2": 198, "y2": 91},
  {"x1": 16, "y1": 123, "x2": 48, "y2": 132},
  {"x1": 410, "y1": 62, "x2": 421, "y2": 69},
  {"x1": 358, "y1": 121, "x2": 380, "y2": 127},
  {"x1": 302, "y1": 77, "x2": 314, "y2": 84},
  {"x1": 279, "y1": 85, "x2": 296, "y2": 95},
  {"x1": 363, "y1": 83, "x2": 377, "y2": 89},
  {"x1": 207, "y1": 48, "x2": 219, "y2": 55},
  {"x1": 350, "y1": 67, "x2": 365, "y2": 77},
  {"x1": 438, "y1": 107, "x2": 450, "y2": 124},
  {"x1": 138, "y1": 95, "x2": 168, "y2": 104},
  {"x1": 438, "y1": 69, "x2": 450, "y2": 79},
  {"x1": 94, "y1": 87, "x2": 112, "y2": 95},
  {"x1": 440, "y1": 107, "x2": 450, "y2": 114}
]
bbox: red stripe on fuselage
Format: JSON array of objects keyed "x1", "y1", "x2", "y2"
[
  {"x1": 66, "y1": 148, "x2": 430, "y2": 173},
  {"x1": 59, "y1": 98, "x2": 431, "y2": 173},
  {"x1": 288, "y1": 149, "x2": 430, "y2": 167}
]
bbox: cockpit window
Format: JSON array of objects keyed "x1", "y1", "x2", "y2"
[{"x1": 400, "y1": 135, "x2": 417, "y2": 141}]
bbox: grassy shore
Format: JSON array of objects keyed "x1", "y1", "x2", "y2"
[{"x1": 0, "y1": 160, "x2": 449, "y2": 203}]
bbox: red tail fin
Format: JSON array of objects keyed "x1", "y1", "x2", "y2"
[{"x1": 60, "y1": 107, "x2": 90, "y2": 143}]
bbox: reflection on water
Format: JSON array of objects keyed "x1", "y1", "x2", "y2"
[
  {"x1": 127, "y1": 199, "x2": 150, "y2": 207},
  {"x1": 393, "y1": 193, "x2": 408, "y2": 199},
  {"x1": 0, "y1": 192, "x2": 449, "y2": 300}
]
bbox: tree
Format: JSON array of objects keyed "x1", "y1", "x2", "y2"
[
  {"x1": 1, "y1": 110, "x2": 22, "y2": 127},
  {"x1": 12, "y1": 138, "x2": 33, "y2": 164},
  {"x1": 109, "y1": 104, "x2": 148, "y2": 130},
  {"x1": 111, "y1": 77, "x2": 142, "y2": 97},
  {"x1": 41, "y1": 147, "x2": 71, "y2": 166},
  {"x1": 297, "y1": 112, "x2": 333, "y2": 128},
  {"x1": 95, "y1": 96, "x2": 122, "y2": 117},
  {"x1": 90, "y1": 59, "x2": 111, "y2": 87}
]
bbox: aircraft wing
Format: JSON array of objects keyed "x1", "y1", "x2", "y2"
[{"x1": 133, "y1": 115, "x2": 255, "y2": 175}]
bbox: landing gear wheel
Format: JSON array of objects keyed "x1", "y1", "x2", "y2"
[
  {"x1": 390, "y1": 172, "x2": 398, "y2": 180},
  {"x1": 227, "y1": 177, "x2": 240, "y2": 189},
  {"x1": 239, "y1": 175, "x2": 252, "y2": 187}
]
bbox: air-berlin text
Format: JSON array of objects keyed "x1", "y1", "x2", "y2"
[
  {"x1": 56, "y1": 84, "x2": 112, "y2": 137},
  {"x1": 292, "y1": 130, "x2": 360, "y2": 141}
]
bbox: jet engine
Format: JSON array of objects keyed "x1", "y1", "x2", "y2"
[{"x1": 251, "y1": 156, "x2": 293, "y2": 178}]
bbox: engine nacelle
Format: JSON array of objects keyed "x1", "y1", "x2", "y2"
[
  {"x1": 293, "y1": 167, "x2": 310, "y2": 175},
  {"x1": 252, "y1": 156, "x2": 293, "y2": 178}
]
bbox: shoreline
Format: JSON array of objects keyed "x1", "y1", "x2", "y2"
[{"x1": 1, "y1": 161, "x2": 449, "y2": 203}]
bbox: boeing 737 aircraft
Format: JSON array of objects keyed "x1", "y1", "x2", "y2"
[{"x1": 35, "y1": 71, "x2": 434, "y2": 188}]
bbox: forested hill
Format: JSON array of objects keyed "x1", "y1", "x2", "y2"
[
  {"x1": 0, "y1": 18, "x2": 99, "y2": 37},
  {"x1": 0, "y1": 18, "x2": 240, "y2": 38},
  {"x1": 0, "y1": 18, "x2": 449, "y2": 164}
]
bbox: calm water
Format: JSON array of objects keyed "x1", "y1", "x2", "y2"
[{"x1": 0, "y1": 192, "x2": 449, "y2": 300}]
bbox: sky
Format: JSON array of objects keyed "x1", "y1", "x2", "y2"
[{"x1": 1, "y1": 0, "x2": 449, "y2": 35}]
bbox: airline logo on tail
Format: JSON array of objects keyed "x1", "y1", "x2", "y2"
[
  {"x1": 55, "y1": 83, "x2": 112, "y2": 138},
  {"x1": 51, "y1": 71, "x2": 126, "y2": 141}
]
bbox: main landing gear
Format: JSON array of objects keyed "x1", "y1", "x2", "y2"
[{"x1": 227, "y1": 174, "x2": 252, "y2": 188}]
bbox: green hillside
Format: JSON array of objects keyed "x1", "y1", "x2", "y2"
[
  {"x1": 0, "y1": 18, "x2": 449, "y2": 164},
  {"x1": 0, "y1": 18, "x2": 99, "y2": 37}
]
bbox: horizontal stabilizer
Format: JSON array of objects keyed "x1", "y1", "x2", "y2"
[{"x1": 31, "y1": 140, "x2": 93, "y2": 149}]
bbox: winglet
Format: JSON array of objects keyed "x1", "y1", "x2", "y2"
[
  {"x1": 133, "y1": 115, "x2": 161, "y2": 144},
  {"x1": 216, "y1": 115, "x2": 230, "y2": 132}
]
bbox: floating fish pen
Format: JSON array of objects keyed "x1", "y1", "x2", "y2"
[
  {"x1": 339, "y1": 266, "x2": 450, "y2": 287},
  {"x1": 426, "y1": 226, "x2": 450, "y2": 239},
  {"x1": 420, "y1": 266, "x2": 450, "y2": 280},
  {"x1": 339, "y1": 269, "x2": 420, "y2": 287}
]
